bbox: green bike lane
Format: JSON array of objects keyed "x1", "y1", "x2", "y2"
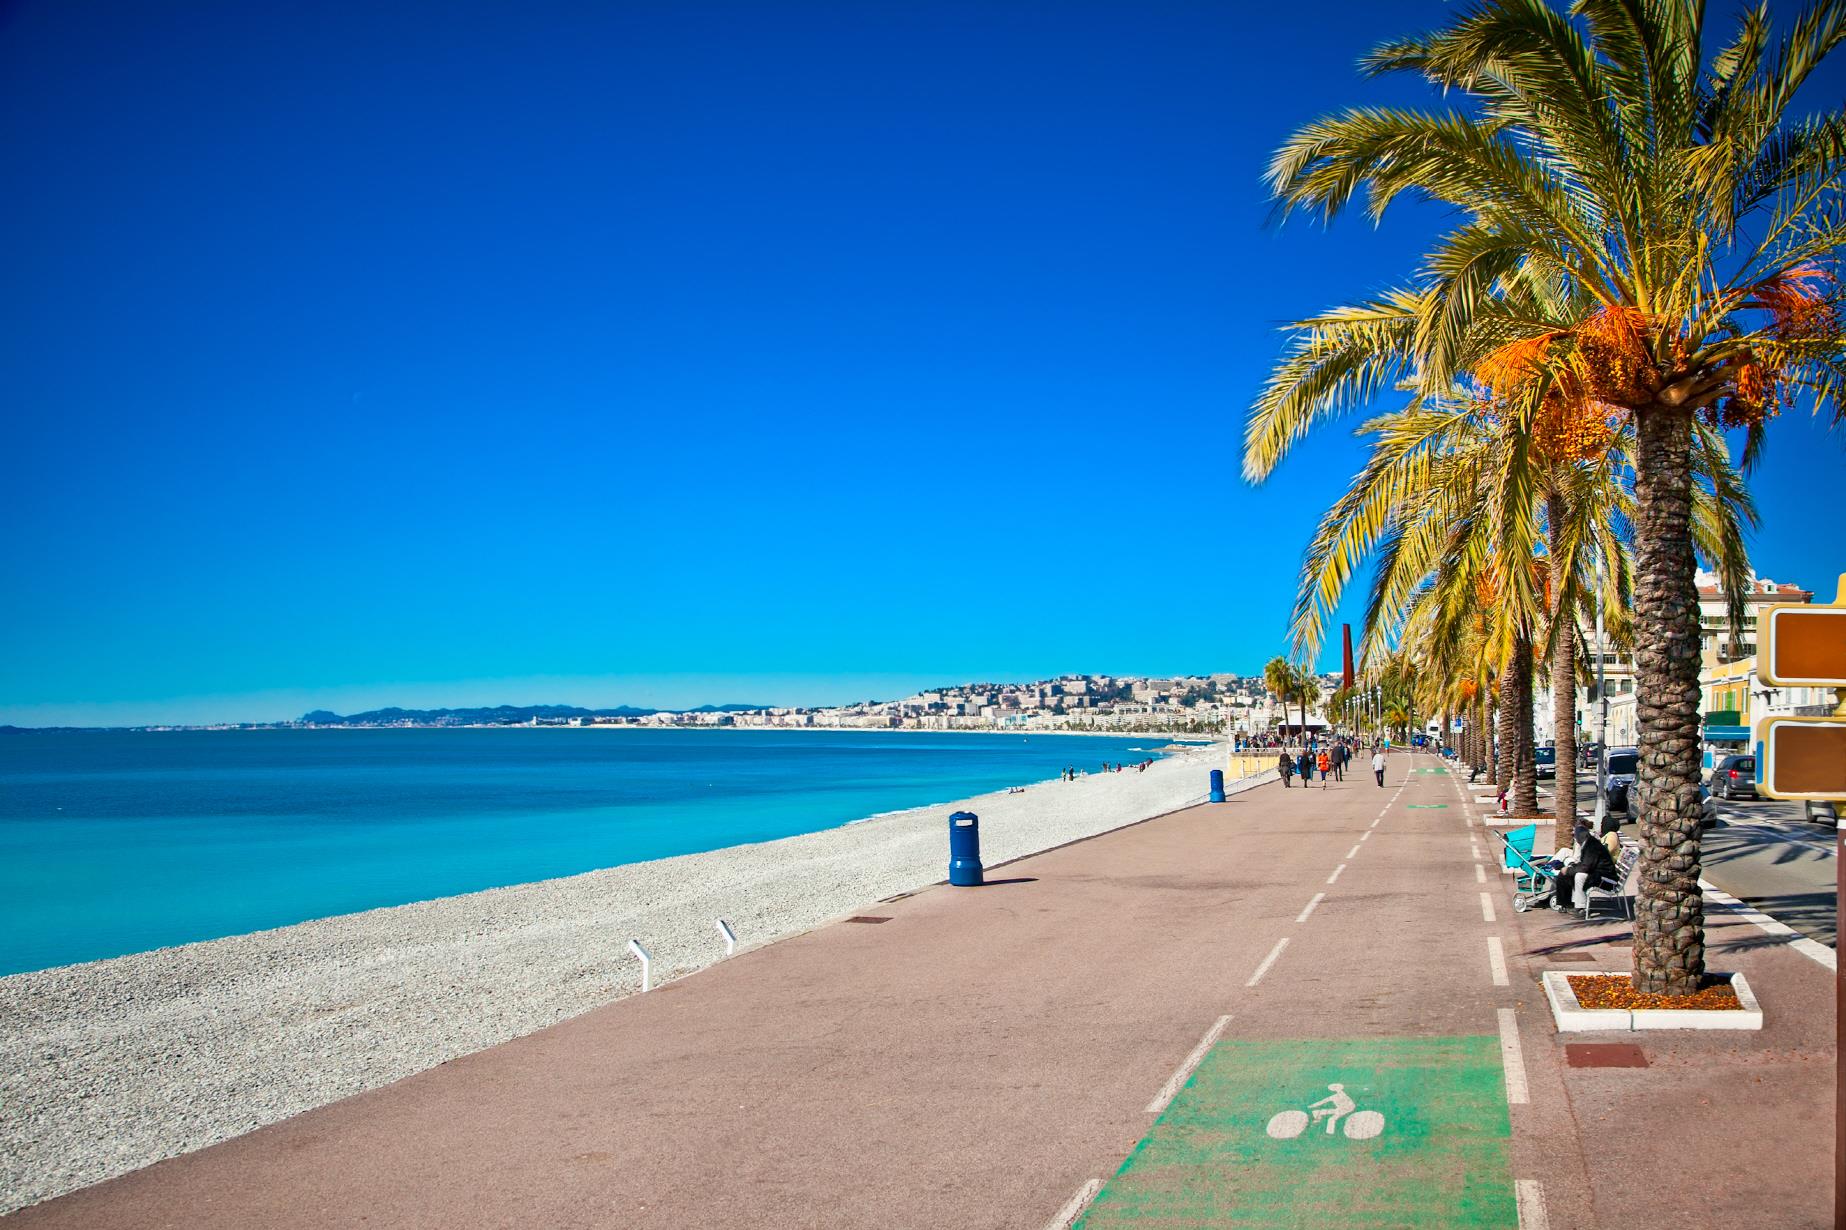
[{"x1": 1072, "y1": 759, "x2": 1534, "y2": 1229}]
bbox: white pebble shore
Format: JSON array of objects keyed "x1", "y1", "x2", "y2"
[{"x1": 1, "y1": 740, "x2": 1236, "y2": 1214}]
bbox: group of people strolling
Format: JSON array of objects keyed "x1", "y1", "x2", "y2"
[{"x1": 1275, "y1": 741, "x2": 1389, "y2": 789}]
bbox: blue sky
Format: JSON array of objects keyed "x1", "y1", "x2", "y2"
[{"x1": 3, "y1": 1, "x2": 1843, "y2": 726}]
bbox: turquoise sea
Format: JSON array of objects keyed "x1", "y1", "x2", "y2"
[{"x1": 0, "y1": 728, "x2": 1179, "y2": 976}]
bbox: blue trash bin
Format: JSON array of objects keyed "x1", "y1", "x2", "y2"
[
  {"x1": 1209, "y1": 769, "x2": 1226, "y2": 803},
  {"x1": 948, "y1": 811, "x2": 984, "y2": 886}
]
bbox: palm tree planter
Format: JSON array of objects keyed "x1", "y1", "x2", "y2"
[
  {"x1": 1541, "y1": 968, "x2": 1763, "y2": 1031},
  {"x1": 1244, "y1": 1, "x2": 1845, "y2": 996}
]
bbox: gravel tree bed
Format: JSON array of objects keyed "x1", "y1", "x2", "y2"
[{"x1": 1567, "y1": 973, "x2": 1744, "y2": 1011}]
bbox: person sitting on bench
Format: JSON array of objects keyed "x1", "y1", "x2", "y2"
[{"x1": 1553, "y1": 821, "x2": 1619, "y2": 913}]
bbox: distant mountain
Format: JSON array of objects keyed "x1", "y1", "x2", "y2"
[{"x1": 298, "y1": 702, "x2": 766, "y2": 725}]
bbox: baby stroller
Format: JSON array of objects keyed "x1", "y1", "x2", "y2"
[{"x1": 1497, "y1": 830, "x2": 1558, "y2": 912}]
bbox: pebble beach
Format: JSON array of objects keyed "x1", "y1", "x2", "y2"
[{"x1": 1, "y1": 739, "x2": 1236, "y2": 1214}]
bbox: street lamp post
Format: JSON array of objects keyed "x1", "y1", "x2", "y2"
[{"x1": 1593, "y1": 546, "x2": 1609, "y2": 829}]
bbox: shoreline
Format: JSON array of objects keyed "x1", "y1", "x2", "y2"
[
  {"x1": 0, "y1": 740, "x2": 1234, "y2": 1215},
  {"x1": 105, "y1": 725, "x2": 1225, "y2": 738}
]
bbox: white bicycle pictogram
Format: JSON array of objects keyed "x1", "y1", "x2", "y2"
[{"x1": 1264, "y1": 1083, "x2": 1386, "y2": 1140}]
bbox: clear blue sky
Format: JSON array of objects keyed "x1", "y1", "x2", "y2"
[{"x1": 3, "y1": 1, "x2": 1842, "y2": 725}]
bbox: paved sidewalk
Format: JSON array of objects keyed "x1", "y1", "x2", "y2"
[
  {"x1": 1465, "y1": 761, "x2": 1837, "y2": 1230},
  {"x1": 8, "y1": 755, "x2": 1834, "y2": 1228}
]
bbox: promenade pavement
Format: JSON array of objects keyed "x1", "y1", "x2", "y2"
[{"x1": 9, "y1": 754, "x2": 1834, "y2": 1228}]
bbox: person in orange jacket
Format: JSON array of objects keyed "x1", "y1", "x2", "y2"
[{"x1": 1316, "y1": 749, "x2": 1332, "y2": 790}]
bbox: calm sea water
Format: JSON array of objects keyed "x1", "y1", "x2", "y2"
[{"x1": 0, "y1": 728, "x2": 1178, "y2": 976}]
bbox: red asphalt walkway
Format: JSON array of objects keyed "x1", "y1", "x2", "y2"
[{"x1": 9, "y1": 754, "x2": 1834, "y2": 1228}]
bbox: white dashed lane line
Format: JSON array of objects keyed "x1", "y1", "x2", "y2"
[
  {"x1": 1144, "y1": 1015, "x2": 1232, "y2": 1113},
  {"x1": 1497, "y1": 1008, "x2": 1529, "y2": 1104},
  {"x1": 1345, "y1": 844, "x2": 1360, "y2": 859},
  {"x1": 1327, "y1": 864, "x2": 1346, "y2": 885},
  {"x1": 1246, "y1": 938, "x2": 1290, "y2": 987},
  {"x1": 1475, "y1": 864, "x2": 1486, "y2": 883},
  {"x1": 1295, "y1": 893, "x2": 1325, "y2": 924},
  {"x1": 1515, "y1": 1179, "x2": 1550, "y2": 1230},
  {"x1": 1043, "y1": 1179, "x2": 1102, "y2": 1230},
  {"x1": 1479, "y1": 892, "x2": 1497, "y2": 923},
  {"x1": 1486, "y1": 936, "x2": 1508, "y2": 986}
]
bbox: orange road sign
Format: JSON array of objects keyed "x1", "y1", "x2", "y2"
[
  {"x1": 1758, "y1": 717, "x2": 1846, "y2": 801},
  {"x1": 1758, "y1": 573, "x2": 1846, "y2": 688}
]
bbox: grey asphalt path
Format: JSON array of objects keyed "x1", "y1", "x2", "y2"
[
  {"x1": 1694, "y1": 799, "x2": 1836, "y2": 946},
  {"x1": 1472, "y1": 764, "x2": 1836, "y2": 1230}
]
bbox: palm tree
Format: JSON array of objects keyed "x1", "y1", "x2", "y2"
[
  {"x1": 1248, "y1": 0, "x2": 1844, "y2": 995},
  {"x1": 1264, "y1": 656, "x2": 1316, "y2": 741}
]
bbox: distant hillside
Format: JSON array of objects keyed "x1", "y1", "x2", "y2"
[{"x1": 299, "y1": 703, "x2": 765, "y2": 725}]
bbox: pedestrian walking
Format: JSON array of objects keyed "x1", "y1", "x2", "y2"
[
  {"x1": 1372, "y1": 748, "x2": 1387, "y2": 787},
  {"x1": 1296, "y1": 748, "x2": 1313, "y2": 785},
  {"x1": 1316, "y1": 749, "x2": 1331, "y2": 790},
  {"x1": 1277, "y1": 749, "x2": 1294, "y2": 787}
]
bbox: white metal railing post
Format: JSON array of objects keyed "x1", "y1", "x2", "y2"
[
  {"x1": 716, "y1": 917, "x2": 737, "y2": 957},
  {"x1": 628, "y1": 938, "x2": 652, "y2": 992}
]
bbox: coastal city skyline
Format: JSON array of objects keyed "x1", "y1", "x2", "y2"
[{"x1": 5, "y1": 1, "x2": 1843, "y2": 729}]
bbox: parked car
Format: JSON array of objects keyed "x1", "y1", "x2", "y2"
[
  {"x1": 1707, "y1": 754, "x2": 1758, "y2": 801},
  {"x1": 1534, "y1": 745, "x2": 1556, "y2": 780},
  {"x1": 1805, "y1": 799, "x2": 1838, "y2": 825},
  {"x1": 1600, "y1": 746, "x2": 1639, "y2": 813}
]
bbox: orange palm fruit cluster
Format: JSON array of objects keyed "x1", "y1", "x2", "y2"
[
  {"x1": 1755, "y1": 264, "x2": 1838, "y2": 342},
  {"x1": 1566, "y1": 305, "x2": 1659, "y2": 407},
  {"x1": 1531, "y1": 391, "x2": 1619, "y2": 462}
]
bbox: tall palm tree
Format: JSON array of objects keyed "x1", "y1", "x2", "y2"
[
  {"x1": 1264, "y1": 656, "x2": 1317, "y2": 742},
  {"x1": 1248, "y1": 0, "x2": 1844, "y2": 995}
]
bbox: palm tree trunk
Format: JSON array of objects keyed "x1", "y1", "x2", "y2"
[
  {"x1": 1631, "y1": 403, "x2": 1705, "y2": 997},
  {"x1": 1480, "y1": 693, "x2": 1497, "y2": 785},
  {"x1": 1506, "y1": 636, "x2": 1538, "y2": 816},
  {"x1": 1491, "y1": 679, "x2": 1506, "y2": 786},
  {"x1": 1547, "y1": 491, "x2": 1579, "y2": 853}
]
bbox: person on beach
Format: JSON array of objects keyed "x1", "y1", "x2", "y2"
[
  {"x1": 1316, "y1": 749, "x2": 1331, "y2": 789},
  {"x1": 1371, "y1": 748, "x2": 1387, "y2": 786},
  {"x1": 1278, "y1": 750, "x2": 1295, "y2": 787}
]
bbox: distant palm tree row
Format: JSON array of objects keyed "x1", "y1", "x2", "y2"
[{"x1": 1245, "y1": 0, "x2": 1845, "y2": 996}]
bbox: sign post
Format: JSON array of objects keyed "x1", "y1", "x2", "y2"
[{"x1": 1754, "y1": 572, "x2": 1846, "y2": 1230}]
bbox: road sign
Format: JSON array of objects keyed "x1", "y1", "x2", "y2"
[
  {"x1": 1758, "y1": 718, "x2": 1846, "y2": 800},
  {"x1": 1754, "y1": 573, "x2": 1846, "y2": 803},
  {"x1": 1758, "y1": 573, "x2": 1846, "y2": 688}
]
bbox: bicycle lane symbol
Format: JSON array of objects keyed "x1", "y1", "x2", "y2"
[
  {"x1": 1265, "y1": 1082, "x2": 1387, "y2": 1141},
  {"x1": 1074, "y1": 1037, "x2": 1517, "y2": 1229}
]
